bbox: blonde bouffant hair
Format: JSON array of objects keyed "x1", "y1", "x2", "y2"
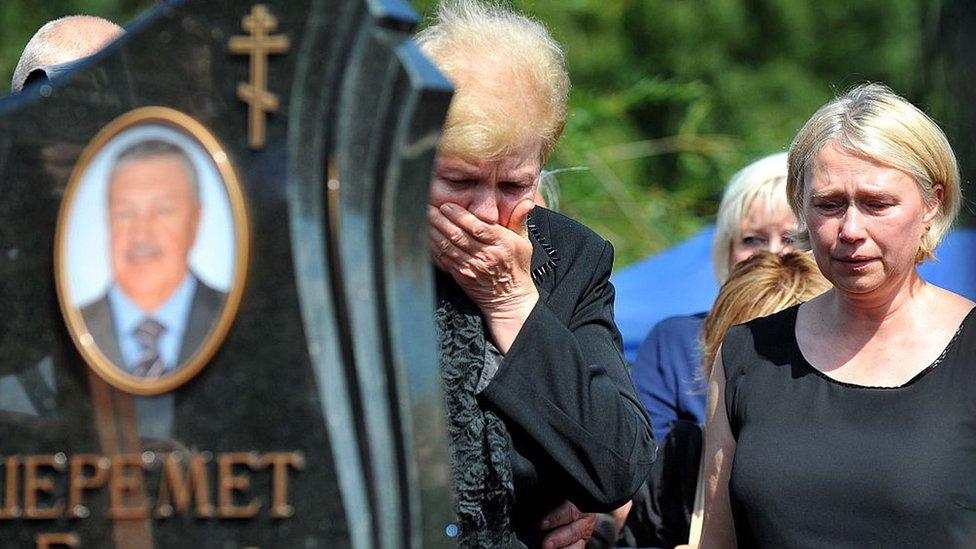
[
  {"x1": 415, "y1": 0, "x2": 570, "y2": 162},
  {"x1": 787, "y1": 83, "x2": 961, "y2": 263},
  {"x1": 711, "y1": 152, "x2": 790, "y2": 283},
  {"x1": 701, "y1": 251, "x2": 831, "y2": 379}
]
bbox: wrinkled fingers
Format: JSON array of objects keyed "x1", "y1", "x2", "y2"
[
  {"x1": 438, "y1": 203, "x2": 497, "y2": 243},
  {"x1": 428, "y1": 226, "x2": 485, "y2": 280},
  {"x1": 428, "y1": 205, "x2": 481, "y2": 253}
]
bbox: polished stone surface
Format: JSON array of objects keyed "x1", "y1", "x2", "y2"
[{"x1": 0, "y1": 0, "x2": 454, "y2": 546}]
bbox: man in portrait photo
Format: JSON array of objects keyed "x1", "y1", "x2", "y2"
[{"x1": 81, "y1": 139, "x2": 227, "y2": 378}]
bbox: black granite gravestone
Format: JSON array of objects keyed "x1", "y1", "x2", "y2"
[{"x1": 0, "y1": 0, "x2": 455, "y2": 547}]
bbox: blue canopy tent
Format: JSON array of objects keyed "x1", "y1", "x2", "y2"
[{"x1": 612, "y1": 226, "x2": 976, "y2": 362}]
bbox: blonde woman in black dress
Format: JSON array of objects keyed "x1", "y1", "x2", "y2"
[{"x1": 699, "y1": 83, "x2": 976, "y2": 547}]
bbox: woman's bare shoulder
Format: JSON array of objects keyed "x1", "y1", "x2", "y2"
[{"x1": 929, "y1": 284, "x2": 976, "y2": 321}]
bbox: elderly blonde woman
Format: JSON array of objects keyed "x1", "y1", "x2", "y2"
[
  {"x1": 633, "y1": 152, "x2": 798, "y2": 443},
  {"x1": 700, "y1": 83, "x2": 976, "y2": 547},
  {"x1": 418, "y1": 1, "x2": 654, "y2": 547}
]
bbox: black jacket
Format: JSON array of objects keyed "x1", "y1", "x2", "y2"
[{"x1": 478, "y1": 207, "x2": 656, "y2": 546}]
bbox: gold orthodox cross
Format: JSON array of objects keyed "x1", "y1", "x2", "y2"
[{"x1": 229, "y1": 4, "x2": 290, "y2": 149}]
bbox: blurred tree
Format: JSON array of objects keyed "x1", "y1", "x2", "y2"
[
  {"x1": 2, "y1": 0, "x2": 934, "y2": 266},
  {"x1": 414, "y1": 0, "x2": 928, "y2": 266},
  {"x1": 925, "y1": 0, "x2": 976, "y2": 227}
]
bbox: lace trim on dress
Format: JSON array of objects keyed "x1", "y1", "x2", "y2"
[{"x1": 790, "y1": 306, "x2": 974, "y2": 390}]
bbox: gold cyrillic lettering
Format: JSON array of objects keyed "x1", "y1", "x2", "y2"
[
  {"x1": 218, "y1": 453, "x2": 260, "y2": 518},
  {"x1": 68, "y1": 455, "x2": 109, "y2": 518},
  {"x1": 25, "y1": 455, "x2": 64, "y2": 519},
  {"x1": 1, "y1": 456, "x2": 20, "y2": 519},
  {"x1": 156, "y1": 453, "x2": 214, "y2": 518},
  {"x1": 108, "y1": 454, "x2": 149, "y2": 519},
  {"x1": 262, "y1": 452, "x2": 304, "y2": 518},
  {"x1": 35, "y1": 532, "x2": 80, "y2": 548}
]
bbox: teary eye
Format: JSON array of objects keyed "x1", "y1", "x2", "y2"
[
  {"x1": 500, "y1": 181, "x2": 528, "y2": 193},
  {"x1": 443, "y1": 177, "x2": 474, "y2": 187},
  {"x1": 813, "y1": 200, "x2": 842, "y2": 213},
  {"x1": 742, "y1": 235, "x2": 766, "y2": 247}
]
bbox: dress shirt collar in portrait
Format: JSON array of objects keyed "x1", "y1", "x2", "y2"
[{"x1": 108, "y1": 274, "x2": 198, "y2": 374}]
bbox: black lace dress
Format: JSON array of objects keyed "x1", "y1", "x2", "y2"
[{"x1": 723, "y1": 305, "x2": 976, "y2": 548}]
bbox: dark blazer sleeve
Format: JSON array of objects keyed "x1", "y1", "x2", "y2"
[{"x1": 479, "y1": 237, "x2": 656, "y2": 511}]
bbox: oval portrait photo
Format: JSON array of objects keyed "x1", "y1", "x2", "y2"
[{"x1": 56, "y1": 107, "x2": 248, "y2": 396}]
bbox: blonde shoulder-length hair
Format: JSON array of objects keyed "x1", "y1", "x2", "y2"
[
  {"x1": 701, "y1": 251, "x2": 831, "y2": 379},
  {"x1": 787, "y1": 83, "x2": 961, "y2": 262}
]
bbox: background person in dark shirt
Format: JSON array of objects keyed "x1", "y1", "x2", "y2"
[{"x1": 632, "y1": 152, "x2": 797, "y2": 443}]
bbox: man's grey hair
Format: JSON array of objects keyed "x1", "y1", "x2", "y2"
[
  {"x1": 11, "y1": 15, "x2": 123, "y2": 93},
  {"x1": 110, "y1": 140, "x2": 200, "y2": 203}
]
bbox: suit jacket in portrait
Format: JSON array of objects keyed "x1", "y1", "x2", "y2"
[{"x1": 79, "y1": 276, "x2": 228, "y2": 372}]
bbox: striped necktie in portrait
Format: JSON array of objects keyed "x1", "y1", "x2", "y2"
[{"x1": 132, "y1": 318, "x2": 166, "y2": 378}]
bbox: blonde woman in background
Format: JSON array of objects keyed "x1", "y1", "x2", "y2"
[
  {"x1": 701, "y1": 83, "x2": 975, "y2": 547},
  {"x1": 681, "y1": 252, "x2": 830, "y2": 547},
  {"x1": 628, "y1": 252, "x2": 829, "y2": 548},
  {"x1": 633, "y1": 153, "x2": 798, "y2": 445}
]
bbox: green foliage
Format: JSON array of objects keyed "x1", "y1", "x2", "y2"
[
  {"x1": 415, "y1": 0, "x2": 927, "y2": 266},
  {"x1": 2, "y1": 0, "x2": 931, "y2": 267}
]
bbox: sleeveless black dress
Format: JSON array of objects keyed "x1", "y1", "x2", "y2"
[{"x1": 722, "y1": 305, "x2": 976, "y2": 548}]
